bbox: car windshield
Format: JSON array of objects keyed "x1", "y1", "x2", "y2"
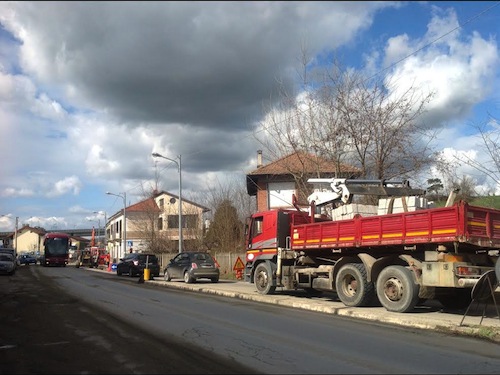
[
  {"x1": 194, "y1": 253, "x2": 212, "y2": 261},
  {"x1": 138, "y1": 255, "x2": 158, "y2": 264}
]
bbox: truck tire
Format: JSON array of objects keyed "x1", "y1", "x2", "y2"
[
  {"x1": 254, "y1": 262, "x2": 276, "y2": 295},
  {"x1": 376, "y1": 265, "x2": 419, "y2": 313},
  {"x1": 496, "y1": 256, "x2": 500, "y2": 284},
  {"x1": 335, "y1": 263, "x2": 376, "y2": 307}
]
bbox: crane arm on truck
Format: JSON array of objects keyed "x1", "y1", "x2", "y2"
[{"x1": 307, "y1": 178, "x2": 426, "y2": 207}]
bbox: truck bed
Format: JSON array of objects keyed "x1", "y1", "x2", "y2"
[{"x1": 291, "y1": 201, "x2": 500, "y2": 251}]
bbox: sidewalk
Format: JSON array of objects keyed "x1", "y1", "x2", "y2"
[{"x1": 144, "y1": 276, "x2": 500, "y2": 342}]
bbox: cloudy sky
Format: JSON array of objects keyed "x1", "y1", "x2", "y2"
[{"x1": 0, "y1": 1, "x2": 499, "y2": 232}]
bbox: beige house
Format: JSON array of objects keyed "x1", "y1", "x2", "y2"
[
  {"x1": 14, "y1": 225, "x2": 89, "y2": 255},
  {"x1": 105, "y1": 190, "x2": 210, "y2": 263},
  {"x1": 15, "y1": 225, "x2": 45, "y2": 254}
]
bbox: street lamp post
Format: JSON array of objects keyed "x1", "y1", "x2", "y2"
[
  {"x1": 152, "y1": 152, "x2": 182, "y2": 253},
  {"x1": 106, "y1": 191, "x2": 127, "y2": 261},
  {"x1": 15, "y1": 217, "x2": 18, "y2": 253}
]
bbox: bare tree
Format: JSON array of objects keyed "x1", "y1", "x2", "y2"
[
  {"x1": 450, "y1": 117, "x2": 500, "y2": 190},
  {"x1": 256, "y1": 53, "x2": 438, "y2": 185},
  {"x1": 452, "y1": 175, "x2": 478, "y2": 203},
  {"x1": 131, "y1": 185, "x2": 173, "y2": 255},
  {"x1": 200, "y1": 175, "x2": 251, "y2": 253}
]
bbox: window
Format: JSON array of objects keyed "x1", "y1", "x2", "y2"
[
  {"x1": 167, "y1": 215, "x2": 178, "y2": 228},
  {"x1": 159, "y1": 198, "x2": 164, "y2": 210},
  {"x1": 253, "y1": 217, "x2": 263, "y2": 236},
  {"x1": 168, "y1": 214, "x2": 199, "y2": 229},
  {"x1": 157, "y1": 217, "x2": 163, "y2": 230},
  {"x1": 184, "y1": 215, "x2": 198, "y2": 229}
]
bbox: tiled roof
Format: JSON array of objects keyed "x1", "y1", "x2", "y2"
[
  {"x1": 17, "y1": 225, "x2": 46, "y2": 236},
  {"x1": 153, "y1": 190, "x2": 210, "y2": 212},
  {"x1": 248, "y1": 151, "x2": 360, "y2": 176},
  {"x1": 246, "y1": 151, "x2": 361, "y2": 196},
  {"x1": 126, "y1": 197, "x2": 160, "y2": 213}
]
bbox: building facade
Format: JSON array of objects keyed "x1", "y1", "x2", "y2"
[
  {"x1": 105, "y1": 190, "x2": 210, "y2": 262},
  {"x1": 246, "y1": 150, "x2": 361, "y2": 212}
]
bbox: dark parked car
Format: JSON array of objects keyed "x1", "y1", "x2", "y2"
[
  {"x1": 164, "y1": 251, "x2": 219, "y2": 283},
  {"x1": 116, "y1": 253, "x2": 160, "y2": 277},
  {"x1": 18, "y1": 254, "x2": 37, "y2": 266},
  {"x1": 0, "y1": 252, "x2": 16, "y2": 275}
]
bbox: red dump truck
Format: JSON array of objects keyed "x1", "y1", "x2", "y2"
[{"x1": 244, "y1": 178, "x2": 500, "y2": 312}]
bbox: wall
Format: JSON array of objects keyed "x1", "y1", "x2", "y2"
[{"x1": 158, "y1": 251, "x2": 246, "y2": 279}]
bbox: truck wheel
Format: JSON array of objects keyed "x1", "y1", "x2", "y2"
[
  {"x1": 496, "y1": 256, "x2": 500, "y2": 284},
  {"x1": 336, "y1": 263, "x2": 376, "y2": 307},
  {"x1": 376, "y1": 265, "x2": 419, "y2": 313},
  {"x1": 254, "y1": 262, "x2": 276, "y2": 295}
]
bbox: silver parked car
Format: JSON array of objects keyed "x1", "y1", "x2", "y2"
[
  {"x1": 164, "y1": 251, "x2": 219, "y2": 283},
  {"x1": 0, "y1": 252, "x2": 16, "y2": 275}
]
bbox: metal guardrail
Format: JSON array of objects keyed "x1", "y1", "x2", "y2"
[{"x1": 0, "y1": 228, "x2": 96, "y2": 238}]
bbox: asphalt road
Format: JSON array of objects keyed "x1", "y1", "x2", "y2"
[
  {"x1": 3, "y1": 264, "x2": 500, "y2": 374},
  {"x1": 0, "y1": 264, "x2": 256, "y2": 374},
  {"x1": 141, "y1": 269, "x2": 500, "y2": 342}
]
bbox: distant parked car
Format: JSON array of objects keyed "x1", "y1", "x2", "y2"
[
  {"x1": 116, "y1": 253, "x2": 160, "y2": 277},
  {"x1": 0, "y1": 253, "x2": 16, "y2": 275},
  {"x1": 163, "y1": 251, "x2": 219, "y2": 283},
  {"x1": 18, "y1": 254, "x2": 37, "y2": 266}
]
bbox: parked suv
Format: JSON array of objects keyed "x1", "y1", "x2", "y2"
[
  {"x1": 116, "y1": 253, "x2": 160, "y2": 277},
  {"x1": 164, "y1": 251, "x2": 219, "y2": 283}
]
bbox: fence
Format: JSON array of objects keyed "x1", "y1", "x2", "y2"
[
  {"x1": 157, "y1": 251, "x2": 246, "y2": 279},
  {"x1": 212, "y1": 251, "x2": 246, "y2": 278}
]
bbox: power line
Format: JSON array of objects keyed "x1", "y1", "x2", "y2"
[{"x1": 366, "y1": 1, "x2": 500, "y2": 82}]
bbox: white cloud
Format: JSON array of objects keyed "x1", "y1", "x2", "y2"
[
  {"x1": 0, "y1": 2, "x2": 498, "y2": 230},
  {"x1": 47, "y1": 176, "x2": 82, "y2": 197}
]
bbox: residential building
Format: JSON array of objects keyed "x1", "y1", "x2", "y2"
[
  {"x1": 14, "y1": 225, "x2": 89, "y2": 255},
  {"x1": 105, "y1": 190, "x2": 210, "y2": 262},
  {"x1": 246, "y1": 150, "x2": 361, "y2": 212},
  {"x1": 15, "y1": 225, "x2": 45, "y2": 254}
]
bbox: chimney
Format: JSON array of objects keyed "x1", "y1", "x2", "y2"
[{"x1": 257, "y1": 150, "x2": 263, "y2": 168}]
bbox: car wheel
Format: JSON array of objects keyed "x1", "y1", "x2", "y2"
[
  {"x1": 184, "y1": 271, "x2": 194, "y2": 284},
  {"x1": 164, "y1": 269, "x2": 171, "y2": 281},
  {"x1": 116, "y1": 267, "x2": 122, "y2": 276},
  {"x1": 210, "y1": 277, "x2": 219, "y2": 283}
]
